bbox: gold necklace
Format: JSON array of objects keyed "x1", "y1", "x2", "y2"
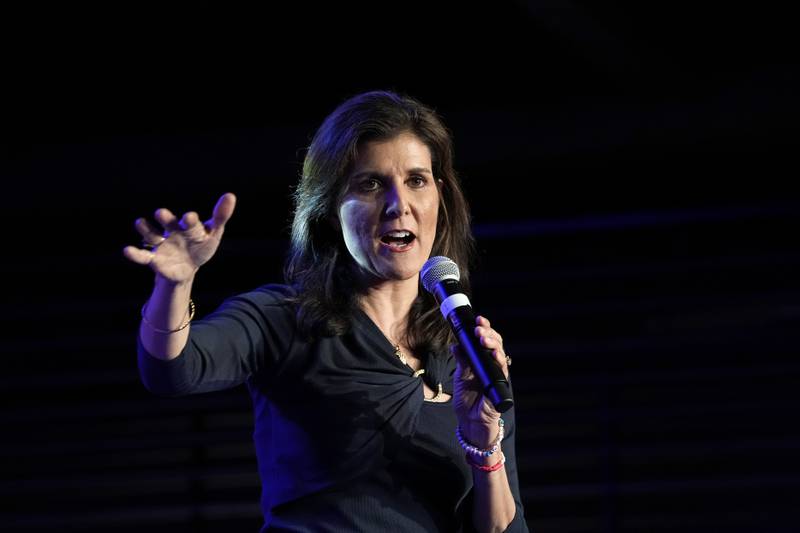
[
  {"x1": 394, "y1": 344, "x2": 444, "y2": 401},
  {"x1": 394, "y1": 344, "x2": 425, "y2": 377}
]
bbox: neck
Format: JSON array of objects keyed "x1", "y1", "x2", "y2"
[{"x1": 358, "y1": 276, "x2": 420, "y2": 345}]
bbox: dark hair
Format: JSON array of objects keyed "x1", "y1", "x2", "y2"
[{"x1": 284, "y1": 90, "x2": 476, "y2": 355}]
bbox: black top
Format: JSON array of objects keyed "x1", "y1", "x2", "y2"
[{"x1": 138, "y1": 284, "x2": 529, "y2": 532}]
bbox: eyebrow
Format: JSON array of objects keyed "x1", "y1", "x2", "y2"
[{"x1": 349, "y1": 167, "x2": 433, "y2": 180}]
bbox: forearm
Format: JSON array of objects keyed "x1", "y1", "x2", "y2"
[
  {"x1": 139, "y1": 274, "x2": 195, "y2": 360},
  {"x1": 471, "y1": 450, "x2": 517, "y2": 533},
  {"x1": 465, "y1": 423, "x2": 517, "y2": 532}
]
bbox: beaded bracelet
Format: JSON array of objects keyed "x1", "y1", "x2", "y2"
[
  {"x1": 456, "y1": 418, "x2": 504, "y2": 457},
  {"x1": 141, "y1": 298, "x2": 195, "y2": 334},
  {"x1": 466, "y1": 451, "x2": 506, "y2": 473}
]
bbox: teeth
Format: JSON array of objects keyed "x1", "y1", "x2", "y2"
[{"x1": 384, "y1": 230, "x2": 411, "y2": 238}]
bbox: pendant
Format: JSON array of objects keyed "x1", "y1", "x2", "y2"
[{"x1": 394, "y1": 344, "x2": 408, "y2": 366}]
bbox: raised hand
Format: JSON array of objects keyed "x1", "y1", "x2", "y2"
[{"x1": 123, "y1": 192, "x2": 237, "y2": 285}]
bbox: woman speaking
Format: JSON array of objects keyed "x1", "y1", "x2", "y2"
[{"x1": 123, "y1": 90, "x2": 529, "y2": 532}]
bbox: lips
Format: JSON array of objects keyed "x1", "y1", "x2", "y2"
[{"x1": 379, "y1": 229, "x2": 416, "y2": 245}]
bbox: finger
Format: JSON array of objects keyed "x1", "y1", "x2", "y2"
[
  {"x1": 154, "y1": 207, "x2": 181, "y2": 233},
  {"x1": 179, "y1": 211, "x2": 202, "y2": 232},
  {"x1": 492, "y1": 348, "x2": 510, "y2": 379},
  {"x1": 476, "y1": 315, "x2": 491, "y2": 328},
  {"x1": 475, "y1": 326, "x2": 503, "y2": 349},
  {"x1": 134, "y1": 217, "x2": 165, "y2": 242},
  {"x1": 474, "y1": 321, "x2": 511, "y2": 379},
  {"x1": 207, "y1": 192, "x2": 237, "y2": 235},
  {"x1": 122, "y1": 245, "x2": 155, "y2": 266}
]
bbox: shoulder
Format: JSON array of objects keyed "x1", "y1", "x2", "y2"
[
  {"x1": 212, "y1": 284, "x2": 299, "y2": 325},
  {"x1": 245, "y1": 283, "x2": 297, "y2": 301},
  {"x1": 229, "y1": 283, "x2": 297, "y2": 308}
]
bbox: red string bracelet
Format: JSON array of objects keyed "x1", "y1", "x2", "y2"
[{"x1": 465, "y1": 451, "x2": 506, "y2": 472}]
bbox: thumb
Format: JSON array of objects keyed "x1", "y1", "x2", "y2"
[{"x1": 208, "y1": 192, "x2": 237, "y2": 234}]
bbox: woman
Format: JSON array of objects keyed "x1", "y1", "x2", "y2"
[{"x1": 123, "y1": 91, "x2": 528, "y2": 532}]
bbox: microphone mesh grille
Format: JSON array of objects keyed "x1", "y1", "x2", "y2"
[{"x1": 421, "y1": 256, "x2": 460, "y2": 293}]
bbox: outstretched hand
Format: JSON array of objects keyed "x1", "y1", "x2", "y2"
[
  {"x1": 123, "y1": 192, "x2": 237, "y2": 285},
  {"x1": 452, "y1": 315, "x2": 511, "y2": 446}
]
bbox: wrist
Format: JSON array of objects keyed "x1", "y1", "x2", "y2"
[
  {"x1": 456, "y1": 418, "x2": 504, "y2": 459},
  {"x1": 466, "y1": 450, "x2": 506, "y2": 472},
  {"x1": 154, "y1": 273, "x2": 195, "y2": 290},
  {"x1": 461, "y1": 418, "x2": 502, "y2": 448},
  {"x1": 141, "y1": 298, "x2": 195, "y2": 335}
]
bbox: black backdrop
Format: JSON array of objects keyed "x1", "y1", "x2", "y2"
[{"x1": 3, "y1": 3, "x2": 799, "y2": 532}]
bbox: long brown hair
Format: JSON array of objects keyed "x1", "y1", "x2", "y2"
[{"x1": 285, "y1": 90, "x2": 476, "y2": 355}]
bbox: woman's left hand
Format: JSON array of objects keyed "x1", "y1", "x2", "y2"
[{"x1": 452, "y1": 315, "x2": 511, "y2": 447}]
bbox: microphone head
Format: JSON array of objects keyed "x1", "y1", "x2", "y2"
[{"x1": 421, "y1": 256, "x2": 460, "y2": 293}]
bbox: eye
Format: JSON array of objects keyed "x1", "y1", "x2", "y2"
[
  {"x1": 408, "y1": 175, "x2": 428, "y2": 188},
  {"x1": 357, "y1": 177, "x2": 382, "y2": 192}
]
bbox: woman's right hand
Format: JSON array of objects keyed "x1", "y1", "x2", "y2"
[{"x1": 123, "y1": 192, "x2": 237, "y2": 285}]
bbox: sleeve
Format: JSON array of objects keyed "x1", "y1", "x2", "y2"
[
  {"x1": 137, "y1": 284, "x2": 296, "y2": 397},
  {"x1": 499, "y1": 405, "x2": 530, "y2": 533}
]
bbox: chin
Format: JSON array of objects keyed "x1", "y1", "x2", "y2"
[
  {"x1": 379, "y1": 263, "x2": 424, "y2": 283},
  {"x1": 397, "y1": 269, "x2": 422, "y2": 281}
]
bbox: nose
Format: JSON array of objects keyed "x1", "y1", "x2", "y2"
[{"x1": 384, "y1": 182, "x2": 410, "y2": 218}]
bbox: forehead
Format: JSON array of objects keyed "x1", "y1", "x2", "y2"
[{"x1": 350, "y1": 133, "x2": 432, "y2": 172}]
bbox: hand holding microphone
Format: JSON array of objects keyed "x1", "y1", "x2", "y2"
[{"x1": 421, "y1": 256, "x2": 514, "y2": 413}]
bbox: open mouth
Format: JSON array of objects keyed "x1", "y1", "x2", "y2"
[{"x1": 380, "y1": 230, "x2": 416, "y2": 250}]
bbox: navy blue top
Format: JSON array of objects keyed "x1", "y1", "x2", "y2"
[{"x1": 138, "y1": 284, "x2": 529, "y2": 532}]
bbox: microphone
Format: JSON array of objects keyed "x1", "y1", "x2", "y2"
[{"x1": 421, "y1": 256, "x2": 513, "y2": 413}]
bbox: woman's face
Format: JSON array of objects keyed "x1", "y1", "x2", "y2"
[{"x1": 337, "y1": 132, "x2": 440, "y2": 284}]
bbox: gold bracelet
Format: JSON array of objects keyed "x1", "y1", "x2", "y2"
[{"x1": 141, "y1": 298, "x2": 195, "y2": 334}]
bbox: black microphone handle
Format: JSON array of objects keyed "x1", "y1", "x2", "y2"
[{"x1": 448, "y1": 305, "x2": 514, "y2": 413}]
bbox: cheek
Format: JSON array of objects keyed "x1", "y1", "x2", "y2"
[
  {"x1": 423, "y1": 197, "x2": 440, "y2": 234},
  {"x1": 339, "y1": 200, "x2": 373, "y2": 245}
]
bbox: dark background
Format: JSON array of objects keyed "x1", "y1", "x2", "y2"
[{"x1": 3, "y1": 2, "x2": 799, "y2": 531}]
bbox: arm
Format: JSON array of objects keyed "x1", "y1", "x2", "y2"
[
  {"x1": 124, "y1": 193, "x2": 236, "y2": 361},
  {"x1": 138, "y1": 284, "x2": 295, "y2": 396},
  {"x1": 470, "y1": 406, "x2": 529, "y2": 533},
  {"x1": 453, "y1": 315, "x2": 529, "y2": 533},
  {"x1": 125, "y1": 192, "x2": 273, "y2": 396},
  {"x1": 139, "y1": 274, "x2": 195, "y2": 360}
]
